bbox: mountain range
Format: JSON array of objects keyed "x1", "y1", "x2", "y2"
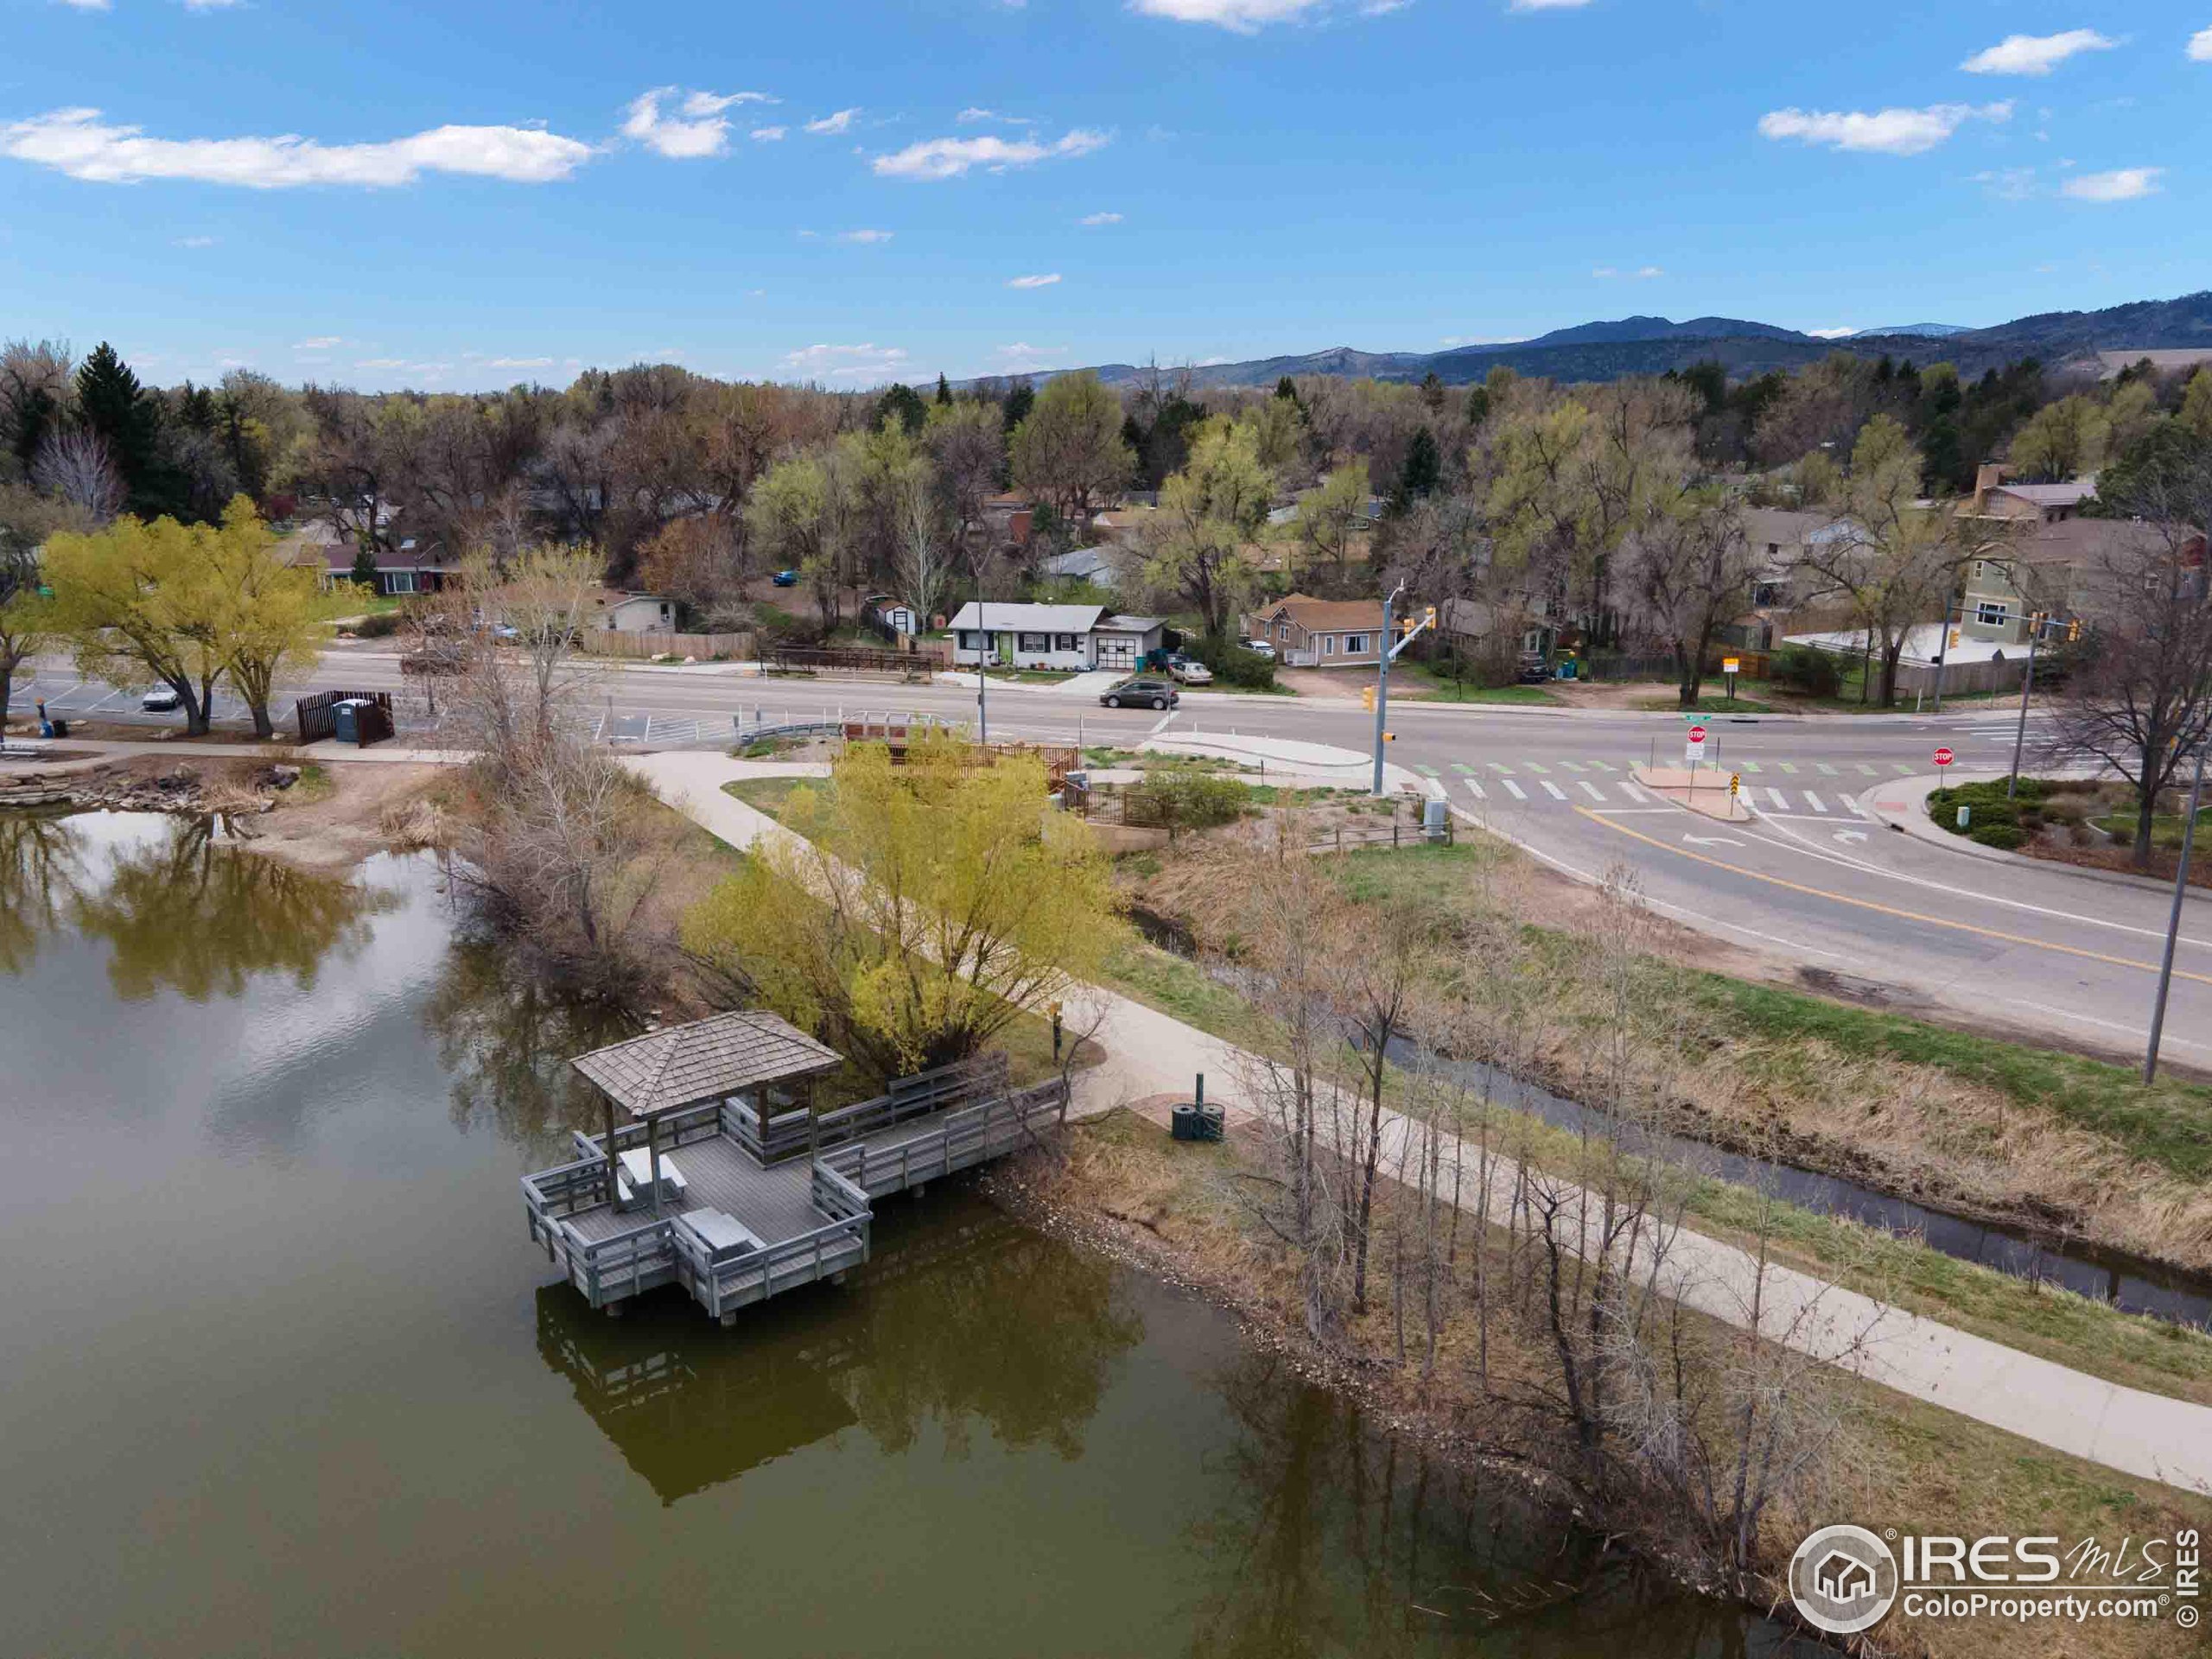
[{"x1": 987, "y1": 290, "x2": 2212, "y2": 391}]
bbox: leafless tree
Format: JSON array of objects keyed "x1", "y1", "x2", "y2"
[
  {"x1": 31, "y1": 429, "x2": 124, "y2": 521},
  {"x1": 893, "y1": 462, "x2": 952, "y2": 630},
  {"x1": 2054, "y1": 444, "x2": 2212, "y2": 866},
  {"x1": 1618, "y1": 492, "x2": 1759, "y2": 706}
]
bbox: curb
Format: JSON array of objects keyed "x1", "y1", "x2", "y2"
[{"x1": 1864, "y1": 772, "x2": 2209, "y2": 905}]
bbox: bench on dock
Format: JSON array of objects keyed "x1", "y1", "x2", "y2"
[{"x1": 521, "y1": 1011, "x2": 1072, "y2": 1325}]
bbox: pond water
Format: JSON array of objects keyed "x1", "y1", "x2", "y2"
[{"x1": 0, "y1": 812, "x2": 1819, "y2": 1658}]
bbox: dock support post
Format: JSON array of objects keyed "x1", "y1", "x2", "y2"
[{"x1": 720, "y1": 1311, "x2": 737, "y2": 1328}]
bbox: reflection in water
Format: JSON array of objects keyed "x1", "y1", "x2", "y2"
[
  {"x1": 537, "y1": 1192, "x2": 1141, "y2": 1504},
  {"x1": 425, "y1": 938, "x2": 636, "y2": 1163},
  {"x1": 0, "y1": 810, "x2": 394, "y2": 1000},
  {"x1": 1186, "y1": 1352, "x2": 1802, "y2": 1659},
  {"x1": 0, "y1": 810, "x2": 85, "y2": 975}
]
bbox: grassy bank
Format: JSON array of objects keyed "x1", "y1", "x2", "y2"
[
  {"x1": 1095, "y1": 929, "x2": 2212, "y2": 1408},
  {"x1": 1020, "y1": 1109, "x2": 2212, "y2": 1659}
]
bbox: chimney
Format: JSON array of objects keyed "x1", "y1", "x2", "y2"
[{"x1": 1972, "y1": 461, "x2": 2005, "y2": 512}]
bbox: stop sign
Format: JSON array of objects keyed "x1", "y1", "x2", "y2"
[
  {"x1": 1688, "y1": 725, "x2": 1708, "y2": 743},
  {"x1": 1934, "y1": 747, "x2": 1955, "y2": 767}
]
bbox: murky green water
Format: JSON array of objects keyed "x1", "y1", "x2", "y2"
[{"x1": 1, "y1": 812, "x2": 1816, "y2": 1658}]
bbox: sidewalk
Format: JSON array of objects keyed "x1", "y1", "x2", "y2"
[
  {"x1": 15, "y1": 736, "x2": 473, "y2": 766},
  {"x1": 1139, "y1": 730, "x2": 1435, "y2": 796},
  {"x1": 630, "y1": 748, "x2": 2212, "y2": 1495}
]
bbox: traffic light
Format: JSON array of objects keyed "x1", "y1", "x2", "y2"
[
  {"x1": 1361, "y1": 684, "x2": 1376, "y2": 711},
  {"x1": 2067, "y1": 619, "x2": 2083, "y2": 642},
  {"x1": 1382, "y1": 731, "x2": 1395, "y2": 743},
  {"x1": 1424, "y1": 606, "x2": 1437, "y2": 628}
]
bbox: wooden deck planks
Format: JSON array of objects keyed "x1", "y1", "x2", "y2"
[{"x1": 562, "y1": 1137, "x2": 821, "y2": 1248}]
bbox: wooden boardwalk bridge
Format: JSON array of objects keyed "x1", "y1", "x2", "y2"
[{"x1": 522, "y1": 1013, "x2": 1067, "y2": 1324}]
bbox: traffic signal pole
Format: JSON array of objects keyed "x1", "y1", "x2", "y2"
[
  {"x1": 1370, "y1": 585, "x2": 1398, "y2": 798},
  {"x1": 2145, "y1": 741, "x2": 2207, "y2": 1084},
  {"x1": 2006, "y1": 625, "x2": 2041, "y2": 802}
]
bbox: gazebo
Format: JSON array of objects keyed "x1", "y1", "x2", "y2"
[{"x1": 569, "y1": 1011, "x2": 844, "y2": 1216}]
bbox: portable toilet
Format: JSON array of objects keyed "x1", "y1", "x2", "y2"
[{"x1": 331, "y1": 698, "x2": 372, "y2": 745}]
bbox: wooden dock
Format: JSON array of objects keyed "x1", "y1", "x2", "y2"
[{"x1": 523, "y1": 1052, "x2": 1068, "y2": 1323}]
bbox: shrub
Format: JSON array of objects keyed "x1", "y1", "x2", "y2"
[
  {"x1": 1968, "y1": 823, "x2": 2026, "y2": 849},
  {"x1": 1769, "y1": 644, "x2": 1840, "y2": 697},
  {"x1": 1128, "y1": 772, "x2": 1249, "y2": 830},
  {"x1": 1196, "y1": 636, "x2": 1277, "y2": 690},
  {"x1": 353, "y1": 612, "x2": 402, "y2": 639}
]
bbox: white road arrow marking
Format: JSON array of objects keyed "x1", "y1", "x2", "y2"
[
  {"x1": 1682, "y1": 834, "x2": 1745, "y2": 847},
  {"x1": 1833, "y1": 830, "x2": 1869, "y2": 844}
]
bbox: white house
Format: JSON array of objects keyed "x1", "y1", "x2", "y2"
[
  {"x1": 599, "y1": 593, "x2": 677, "y2": 633},
  {"x1": 946, "y1": 602, "x2": 1165, "y2": 671}
]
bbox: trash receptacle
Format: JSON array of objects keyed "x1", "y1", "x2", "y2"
[{"x1": 1423, "y1": 797, "x2": 1448, "y2": 843}]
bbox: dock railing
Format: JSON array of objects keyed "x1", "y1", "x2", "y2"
[{"x1": 819, "y1": 1077, "x2": 1067, "y2": 1197}]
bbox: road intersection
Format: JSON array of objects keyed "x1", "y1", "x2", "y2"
[{"x1": 20, "y1": 649, "x2": 2206, "y2": 1069}]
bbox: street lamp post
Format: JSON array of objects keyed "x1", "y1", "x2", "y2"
[{"x1": 2143, "y1": 740, "x2": 2208, "y2": 1085}]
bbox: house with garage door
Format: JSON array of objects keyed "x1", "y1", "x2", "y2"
[
  {"x1": 946, "y1": 602, "x2": 1164, "y2": 671},
  {"x1": 1243, "y1": 594, "x2": 1388, "y2": 668}
]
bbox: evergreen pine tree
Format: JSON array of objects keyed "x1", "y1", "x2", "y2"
[
  {"x1": 1392, "y1": 426, "x2": 1441, "y2": 512},
  {"x1": 935, "y1": 372, "x2": 953, "y2": 406},
  {"x1": 74, "y1": 342, "x2": 165, "y2": 514}
]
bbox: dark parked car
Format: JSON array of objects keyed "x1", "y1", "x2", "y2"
[
  {"x1": 1100, "y1": 677, "x2": 1179, "y2": 711},
  {"x1": 1515, "y1": 652, "x2": 1552, "y2": 684}
]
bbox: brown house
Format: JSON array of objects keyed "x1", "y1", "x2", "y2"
[{"x1": 1243, "y1": 594, "x2": 1389, "y2": 668}]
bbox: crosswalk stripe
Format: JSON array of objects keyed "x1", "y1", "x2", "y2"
[
  {"x1": 1619, "y1": 780, "x2": 1650, "y2": 804},
  {"x1": 1816, "y1": 762, "x2": 1838, "y2": 776},
  {"x1": 1780, "y1": 761, "x2": 1799, "y2": 774},
  {"x1": 1416, "y1": 764, "x2": 1439, "y2": 777},
  {"x1": 1806, "y1": 791, "x2": 1828, "y2": 813},
  {"x1": 1501, "y1": 779, "x2": 1527, "y2": 800},
  {"x1": 1451, "y1": 762, "x2": 1473, "y2": 774},
  {"x1": 1768, "y1": 787, "x2": 1789, "y2": 810},
  {"x1": 1489, "y1": 761, "x2": 1514, "y2": 774},
  {"x1": 1586, "y1": 759, "x2": 1615, "y2": 771},
  {"x1": 1559, "y1": 760, "x2": 1586, "y2": 772},
  {"x1": 1523, "y1": 761, "x2": 1550, "y2": 773},
  {"x1": 1891, "y1": 762, "x2": 1915, "y2": 775},
  {"x1": 1740, "y1": 760, "x2": 1761, "y2": 773},
  {"x1": 1577, "y1": 780, "x2": 1605, "y2": 802},
  {"x1": 1540, "y1": 780, "x2": 1567, "y2": 800},
  {"x1": 1854, "y1": 763, "x2": 1878, "y2": 776},
  {"x1": 1464, "y1": 779, "x2": 1487, "y2": 801}
]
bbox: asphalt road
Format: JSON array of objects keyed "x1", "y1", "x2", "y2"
[{"x1": 22, "y1": 650, "x2": 2208, "y2": 1069}]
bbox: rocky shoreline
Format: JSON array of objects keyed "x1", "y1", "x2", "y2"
[{"x1": 0, "y1": 756, "x2": 302, "y2": 816}]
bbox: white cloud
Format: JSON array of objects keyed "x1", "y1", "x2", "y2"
[
  {"x1": 1078, "y1": 210, "x2": 1122, "y2": 225},
  {"x1": 805, "y1": 108, "x2": 861, "y2": 136},
  {"x1": 1129, "y1": 0, "x2": 1325, "y2": 30},
  {"x1": 836, "y1": 228, "x2": 893, "y2": 243},
  {"x1": 1510, "y1": 0, "x2": 1592, "y2": 10},
  {"x1": 354, "y1": 358, "x2": 406, "y2": 369},
  {"x1": 292, "y1": 335, "x2": 342, "y2": 349},
  {"x1": 622, "y1": 87, "x2": 773, "y2": 159},
  {"x1": 1757, "y1": 100, "x2": 2012, "y2": 156},
  {"x1": 872, "y1": 127, "x2": 1109, "y2": 181},
  {"x1": 1961, "y1": 29, "x2": 2115, "y2": 76},
  {"x1": 181, "y1": 0, "x2": 245, "y2": 10},
  {"x1": 173, "y1": 233, "x2": 217, "y2": 247},
  {"x1": 1807, "y1": 327, "x2": 1857, "y2": 340},
  {"x1": 2062, "y1": 166, "x2": 2162, "y2": 201},
  {"x1": 957, "y1": 107, "x2": 1031, "y2": 124},
  {"x1": 486, "y1": 355, "x2": 554, "y2": 368},
  {"x1": 56, "y1": 0, "x2": 111, "y2": 10},
  {"x1": 1973, "y1": 165, "x2": 2040, "y2": 200},
  {"x1": 2190, "y1": 26, "x2": 2212, "y2": 61},
  {"x1": 750, "y1": 125, "x2": 787, "y2": 142},
  {"x1": 995, "y1": 341, "x2": 1065, "y2": 362},
  {"x1": 1, "y1": 106, "x2": 594, "y2": 187},
  {"x1": 1592, "y1": 264, "x2": 1663, "y2": 279},
  {"x1": 1007, "y1": 272, "x2": 1062, "y2": 288},
  {"x1": 1439, "y1": 335, "x2": 1523, "y2": 346},
  {"x1": 779, "y1": 342, "x2": 911, "y2": 383}
]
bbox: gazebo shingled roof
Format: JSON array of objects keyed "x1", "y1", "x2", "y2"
[{"x1": 570, "y1": 1011, "x2": 842, "y2": 1119}]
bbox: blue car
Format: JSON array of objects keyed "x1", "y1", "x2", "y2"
[{"x1": 772, "y1": 569, "x2": 799, "y2": 588}]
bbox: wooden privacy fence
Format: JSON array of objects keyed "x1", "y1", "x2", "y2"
[
  {"x1": 766, "y1": 643, "x2": 943, "y2": 677},
  {"x1": 580, "y1": 630, "x2": 751, "y2": 660},
  {"x1": 292, "y1": 689, "x2": 394, "y2": 746}
]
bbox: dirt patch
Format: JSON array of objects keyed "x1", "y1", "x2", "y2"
[
  {"x1": 232, "y1": 760, "x2": 448, "y2": 872},
  {"x1": 1271, "y1": 666, "x2": 1363, "y2": 700}
]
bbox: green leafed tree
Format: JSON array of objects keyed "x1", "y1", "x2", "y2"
[
  {"x1": 1140, "y1": 416, "x2": 1274, "y2": 639},
  {"x1": 1008, "y1": 370, "x2": 1133, "y2": 524}
]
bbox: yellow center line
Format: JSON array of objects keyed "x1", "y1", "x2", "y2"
[{"x1": 1574, "y1": 806, "x2": 2212, "y2": 987}]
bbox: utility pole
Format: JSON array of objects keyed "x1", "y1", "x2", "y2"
[
  {"x1": 2143, "y1": 740, "x2": 2207, "y2": 1085},
  {"x1": 1371, "y1": 583, "x2": 1401, "y2": 797},
  {"x1": 2005, "y1": 618, "x2": 2042, "y2": 802},
  {"x1": 1930, "y1": 599, "x2": 1957, "y2": 715},
  {"x1": 972, "y1": 554, "x2": 989, "y2": 746}
]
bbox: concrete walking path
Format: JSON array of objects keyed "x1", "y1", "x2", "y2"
[{"x1": 625, "y1": 748, "x2": 2212, "y2": 1495}]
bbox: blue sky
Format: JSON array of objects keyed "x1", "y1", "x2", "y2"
[{"x1": 4, "y1": 0, "x2": 2206, "y2": 391}]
